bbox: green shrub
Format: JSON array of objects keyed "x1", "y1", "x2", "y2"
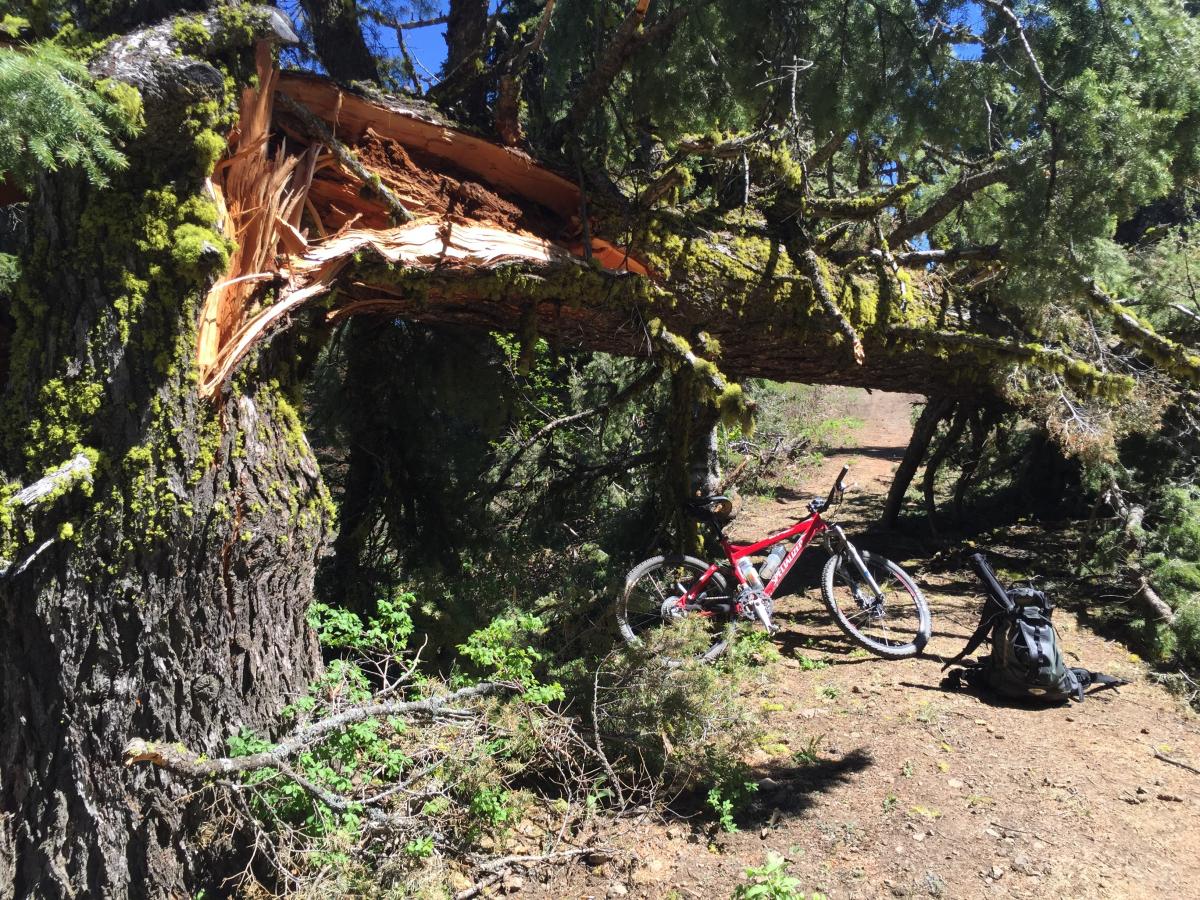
[{"x1": 731, "y1": 853, "x2": 823, "y2": 900}]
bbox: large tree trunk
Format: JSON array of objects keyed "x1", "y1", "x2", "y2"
[{"x1": 0, "y1": 18, "x2": 331, "y2": 899}]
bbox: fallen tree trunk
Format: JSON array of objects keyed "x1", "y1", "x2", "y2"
[{"x1": 191, "y1": 68, "x2": 1126, "y2": 404}]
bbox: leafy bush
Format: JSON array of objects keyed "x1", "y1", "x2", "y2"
[{"x1": 594, "y1": 618, "x2": 774, "y2": 825}]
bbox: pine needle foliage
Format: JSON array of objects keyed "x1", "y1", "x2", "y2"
[{"x1": 0, "y1": 43, "x2": 137, "y2": 190}]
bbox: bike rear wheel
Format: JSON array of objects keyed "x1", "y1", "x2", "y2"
[
  {"x1": 617, "y1": 554, "x2": 733, "y2": 664},
  {"x1": 821, "y1": 550, "x2": 930, "y2": 658}
]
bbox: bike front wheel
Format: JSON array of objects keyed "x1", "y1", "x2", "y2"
[
  {"x1": 617, "y1": 554, "x2": 733, "y2": 664},
  {"x1": 821, "y1": 549, "x2": 931, "y2": 658}
]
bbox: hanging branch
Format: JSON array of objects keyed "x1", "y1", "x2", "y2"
[
  {"x1": 806, "y1": 128, "x2": 852, "y2": 170},
  {"x1": 981, "y1": 0, "x2": 1057, "y2": 108},
  {"x1": 796, "y1": 248, "x2": 865, "y2": 365},
  {"x1": 1082, "y1": 278, "x2": 1200, "y2": 383},
  {"x1": 275, "y1": 92, "x2": 414, "y2": 224},
  {"x1": 485, "y1": 362, "x2": 660, "y2": 497}
]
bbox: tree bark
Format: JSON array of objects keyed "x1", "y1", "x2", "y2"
[
  {"x1": 0, "y1": 18, "x2": 331, "y2": 899},
  {"x1": 443, "y1": 0, "x2": 491, "y2": 123},
  {"x1": 298, "y1": 0, "x2": 380, "y2": 82}
]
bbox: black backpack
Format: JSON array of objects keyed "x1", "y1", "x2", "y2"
[{"x1": 944, "y1": 553, "x2": 1124, "y2": 703}]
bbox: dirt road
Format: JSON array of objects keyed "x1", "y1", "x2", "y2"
[{"x1": 546, "y1": 389, "x2": 1200, "y2": 900}]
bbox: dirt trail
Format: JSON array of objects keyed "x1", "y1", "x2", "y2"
[{"x1": 545, "y1": 389, "x2": 1200, "y2": 900}]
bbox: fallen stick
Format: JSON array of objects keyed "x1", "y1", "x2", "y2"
[{"x1": 1154, "y1": 749, "x2": 1200, "y2": 777}]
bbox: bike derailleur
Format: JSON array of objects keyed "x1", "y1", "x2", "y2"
[{"x1": 736, "y1": 586, "x2": 778, "y2": 634}]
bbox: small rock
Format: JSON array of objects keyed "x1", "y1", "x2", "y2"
[
  {"x1": 1141, "y1": 727, "x2": 1150, "y2": 734},
  {"x1": 666, "y1": 823, "x2": 685, "y2": 841},
  {"x1": 913, "y1": 833, "x2": 926, "y2": 842},
  {"x1": 1136, "y1": 785, "x2": 1149, "y2": 794},
  {"x1": 852, "y1": 684, "x2": 862, "y2": 694},
  {"x1": 984, "y1": 828, "x2": 1001, "y2": 839},
  {"x1": 502, "y1": 874, "x2": 525, "y2": 893},
  {"x1": 447, "y1": 872, "x2": 473, "y2": 892},
  {"x1": 757, "y1": 777, "x2": 781, "y2": 791},
  {"x1": 990, "y1": 865, "x2": 1005, "y2": 881},
  {"x1": 947, "y1": 778, "x2": 964, "y2": 789},
  {"x1": 1157, "y1": 793, "x2": 1183, "y2": 802},
  {"x1": 607, "y1": 883, "x2": 629, "y2": 898},
  {"x1": 1012, "y1": 855, "x2": 1035, "y2": 876}
]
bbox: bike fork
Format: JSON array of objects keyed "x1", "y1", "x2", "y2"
[{"x1": 829, "y1": 525, "x2": 885, "y2": 601}]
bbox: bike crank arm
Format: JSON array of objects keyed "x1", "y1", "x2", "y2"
[{"x1": 830, "y1": 525, "x2": 885, "y2": 601}]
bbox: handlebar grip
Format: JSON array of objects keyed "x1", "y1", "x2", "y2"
[{"x1": 826, "y1": 464, "x2": 850, "y2": 505}]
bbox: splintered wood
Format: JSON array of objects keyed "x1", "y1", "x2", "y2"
[{"x1": 197, "y1": 50, "x2": 649, "y2": 397}]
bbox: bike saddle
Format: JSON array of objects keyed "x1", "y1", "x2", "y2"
[{"x1": 684, "y1": 494, "x2": 735, "y2": 522}]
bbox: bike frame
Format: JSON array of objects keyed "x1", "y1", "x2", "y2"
[{"x1": 679, "y1": 510, "x2": 829, "y2": 609}]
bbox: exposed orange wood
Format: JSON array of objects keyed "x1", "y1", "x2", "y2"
[
  {"x1": 278, "y1": 72, "x2": 582, "y2": 219},
  {"x1": 195, "y1": 60, "x2": 653, "y2": 397}
]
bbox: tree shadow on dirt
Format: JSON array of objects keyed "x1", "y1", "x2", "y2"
[{"x1": 666, "y1": 749, "x2": 875, "y2": 831}]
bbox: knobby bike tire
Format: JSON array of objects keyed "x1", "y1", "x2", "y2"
[
  {"x1": 820, "y1": 549, "x2": 931, "y2": 658},
  {"x1": 617, "y1": 554, "x2": 732, "y2": 664}
]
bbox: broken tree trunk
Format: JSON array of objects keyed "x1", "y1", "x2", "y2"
[{"x1": 0, "y1": 15, "x2": 330, "y2": 898}]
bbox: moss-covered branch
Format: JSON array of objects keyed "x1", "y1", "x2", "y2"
[{"x1": 1084, "y1": 279, "x2": 1200, "y2": 383}]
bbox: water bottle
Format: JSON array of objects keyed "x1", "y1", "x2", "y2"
[
  {"x1": 736, "y1": 557, "x2": 764, "y2": 590},
  {"x1": 758, "y1": 542, "x2": 790, "y2": 583}
]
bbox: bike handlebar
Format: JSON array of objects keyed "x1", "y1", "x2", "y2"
[{"x1": 826, "y1": 464, "x2": 850, "y2": 507}]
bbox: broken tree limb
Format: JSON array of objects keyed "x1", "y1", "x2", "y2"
[
  {"x1": 123, "y1": 682, "x2": 518, "y2": 778},
  {"x1": 275, "y1": 91, "x2": 414, "y2": 224},
  {"x1": 1154, "y1": 749, "x2": 1200, "y2": 777},
  {"x1": 5, "y1": 453, "x2": 94, "y2": 509},
  {"x1": 1136, "y1": 576, "x2": 1176, "y2": 626}
]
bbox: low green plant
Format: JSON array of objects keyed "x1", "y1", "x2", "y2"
[
  {"x1": 706, "y1": 758, "x2": 758, "y2": 832},
  {"x1": 731, "y1": 852, "x2": 823, "y2": 900},
  {"x1": 793, "y1": 735, "x2": 824, "y2": 766},
  {"x1": 457, "y1": 612, "x2": 565, "y2": 703}
]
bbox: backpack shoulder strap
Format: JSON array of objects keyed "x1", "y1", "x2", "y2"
[
  {"x1": 943, "y1": 553, "x2": 1017, "y2": 671},
  {"x1": 1070, "y1": 668, "x2": 1127, "y2": 698}
]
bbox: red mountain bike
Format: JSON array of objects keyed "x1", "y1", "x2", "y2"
[{"x1": 617, "y1": 466, "x2": 931, "y2": 661}]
